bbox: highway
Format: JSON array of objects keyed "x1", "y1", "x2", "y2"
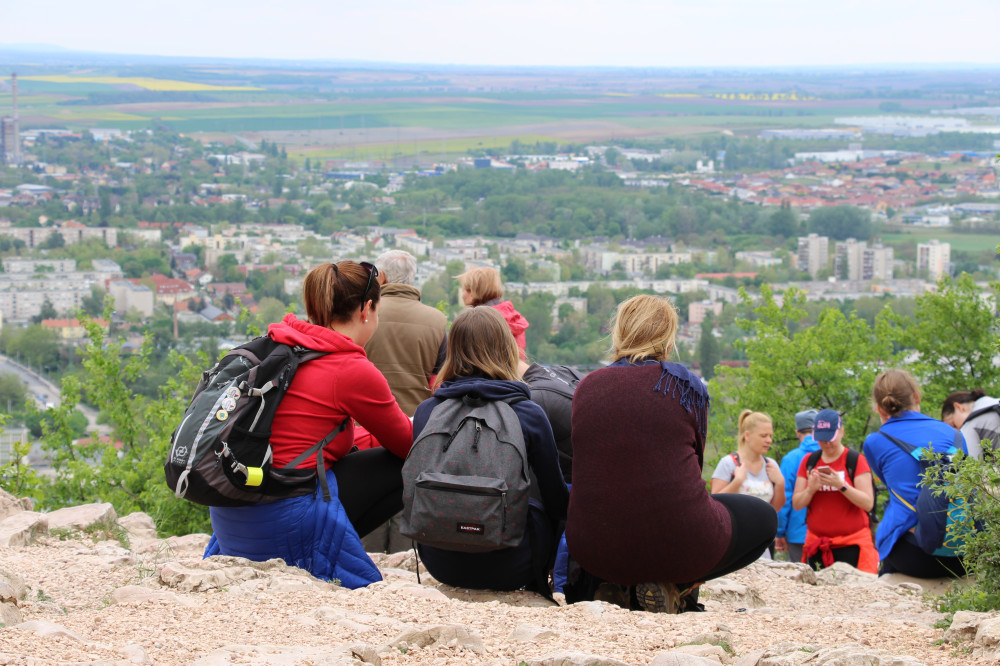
[{"x1": 0, "y1": 353, "x2": 102, "y2": 430}]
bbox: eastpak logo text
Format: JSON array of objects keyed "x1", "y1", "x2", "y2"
[{"x1": 456, "y1": 522, "x2": 484, "y2": 534}]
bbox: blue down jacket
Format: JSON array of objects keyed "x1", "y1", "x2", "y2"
[{"x1": 204, "y1": 469, "x2": 381, "y2": 589}]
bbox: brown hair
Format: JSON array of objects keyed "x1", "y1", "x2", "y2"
[
  {"x1": 737, "y1": 409, "x2": 772, "y2": 447},
  {"x1": 302, "y1": 261, "x2": 380, "y2": 328},
  {"x1": 609, "y1": 294, "x2": 679, "y2": 363},
  {"x1": 941, "y1": 388, "x2": 986, "y2": 421},
  {"x1": 435, "y1": 306, "x2": 520, "y2": 386},
  {"x1": 872, "y1": 369, "x2": 921, "y2": 419},
  {"x1": 457, "y1": 266, "x2": 503, "y2": 305}
]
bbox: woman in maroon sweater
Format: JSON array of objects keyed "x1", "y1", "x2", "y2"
[{"x1": 565, "y1": 295, "x2": 776, "y2": 613}]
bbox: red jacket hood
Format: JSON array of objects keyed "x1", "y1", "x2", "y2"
[
  {"x1": 268, "y1": 313, "x2": 366, "y2": 355},
  {"x1": 492, "y1": 300, "x2": 529, "y2": 337}
]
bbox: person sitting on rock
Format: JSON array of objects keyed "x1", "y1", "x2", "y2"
[
  {"x1": 564, "y1": 295, "x2": 776, "y2": 613},
  {"x1": 791, "y1": 409, "x2": 878, "y2": 573},
  {"x1": 863, "y1": 369, "x2": 968, "y2": 578},
  {"x1": 456, "y1": 266, "x2": 529, "y2": 359},
  {"x1": 203, "y1": 261, "x2": 413, "y2": 588},
  {"x1": 408, "y1": 306, "x2": 568, "y2": 594}
]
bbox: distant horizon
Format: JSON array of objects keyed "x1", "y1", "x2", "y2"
[
  {"x1": 6, "y1": 0, "x2": 1000, "y2": 69},
  {"x1": 1, "y1": 43, "x2": 999, "y2": 73}
]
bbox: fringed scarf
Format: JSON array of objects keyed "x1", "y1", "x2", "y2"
[{"x1": 608, "y1": 358, "x2": 710, "y2": 438}]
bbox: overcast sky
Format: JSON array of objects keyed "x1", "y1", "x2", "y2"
[{"x1": 5, "y1": 0, "x2": 999, "y2": 68}]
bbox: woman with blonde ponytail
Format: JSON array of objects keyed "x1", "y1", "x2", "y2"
[{"x1": 711, "y1": 410, "x2": 785, "y2": 513}]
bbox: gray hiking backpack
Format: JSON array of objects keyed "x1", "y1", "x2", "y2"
[{"x1": 399, "y1": 393, "x2": 530, "y2": 553}]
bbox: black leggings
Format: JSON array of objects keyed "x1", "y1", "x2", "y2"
[
  {"x1": 565, "y1": 493, "x2": 776, "y2": 608},
  {"x1": 331, "y1": 448, "x2": 405, "y2": 538},
  {"x1": 687, "y1": 493, "x2": 778, "y2": 585},
  {"x1": 879, "y1": 531, "x2": 966, "y2": 578}
]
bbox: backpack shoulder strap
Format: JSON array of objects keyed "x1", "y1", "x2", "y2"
[
  {"x1": 805, "y1": 449, "x2": 822, "y2": 473},
  {"x1": 877, "y1": 429, "x2": 918, "y2": 455},
  {"x1": 729, "y1": 452, "x2": 740, "y2": 466},
  {"x1": 845, "y1": 448, "x2": 860, "y2": 483},
  {"x1": 966, "y1": 402, "x2": 1000, "y2": 423}
]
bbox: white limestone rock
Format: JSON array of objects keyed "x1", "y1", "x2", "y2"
[
  {"x1": 119, "y1": 511, "x2": 158, "y2": 544},
  {"x1": 388, "y1": 623, "x2": 486, "y2": 653},
  {"x1": 45, "y1": 502, "x2": 117, "y2": 532},
  {"x1": 701, "y1": 577, "x2": 765, "y2": 608},
  {"x1": 0, "y1": 511, "x2": 47, "y2": 546}
]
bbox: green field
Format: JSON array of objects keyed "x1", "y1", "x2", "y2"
[{"x1": 881, "y1": 227, "x2": 998, "y2": 255}]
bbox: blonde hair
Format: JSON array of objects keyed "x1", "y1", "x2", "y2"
[
  {"x1": 737, "y1": 409, "x2": 772, "y2": 447},
  {"x1": 609, "y1": 294, "x2": 679, "y2": 363},
  {"x1": 457, "y1": 266, "x2": 503, "y2": 305},
  {"x1": 302, "y1": 261, "x2": 380, "y2": 328},
  {"x1": 873, "y1": 369, "x2": 921, "y2": 419},
  {"x1": 435, "y1": 306, "x2": 520, "y2": 386}
]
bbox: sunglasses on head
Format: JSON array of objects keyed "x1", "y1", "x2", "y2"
[{"x1": 359, "y1": 261, "x2": 379, "y2": 310}]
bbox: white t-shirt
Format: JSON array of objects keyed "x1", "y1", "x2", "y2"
[{"x1": 712, "y1": 453, "x2": 776, "y2": 504}]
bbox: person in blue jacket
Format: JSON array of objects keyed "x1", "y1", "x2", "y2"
[
  {"x1": 862, "y1": 369, "x2": 968, "y2": 578},
  {"x1": 775, "y1": 409, "x2": 819, "y2": 564},
  {"x1": 411, "y1": 306, "x2": 569, "y2": 594}
]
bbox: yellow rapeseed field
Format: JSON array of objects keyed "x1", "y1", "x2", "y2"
[{"x1": 21, "y1": 75, "x2": 261, "y2": 92}]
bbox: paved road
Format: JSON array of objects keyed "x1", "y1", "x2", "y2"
[{"x1": 0, "y1": 354, "x2": 102, "y2": 430}]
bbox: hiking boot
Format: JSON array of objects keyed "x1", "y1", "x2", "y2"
[
  {"x1": 635, "y1": 581, "x2": 681, "y2": 614},
  {"x1": 593, "y1": 582, "x2": 631, "y2": 609}
]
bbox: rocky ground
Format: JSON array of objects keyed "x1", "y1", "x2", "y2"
[{"x1": 1, "y1": 493, "x2": 999, "y2": 666}]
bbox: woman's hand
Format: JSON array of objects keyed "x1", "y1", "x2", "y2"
[
  {"x1": 732, "y1": 463, "x2": 748, "y2": 486},
  {"x1": 765, "y1": 459, "x2": 784, "y2": 485},
  {"x1": 807, "y1": 469, "x2": 822, "y2": 493},
  {"x1": 816, "y1": 467, "x2": 842, "y2": 489}
]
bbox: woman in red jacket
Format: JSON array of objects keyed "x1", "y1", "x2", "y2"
[
  {"x1": 457, "y1": 266, "x2": 529, "y2": 358},
  {"x1": 205, "y1": 261, "x2": 413, "y2": 587}
]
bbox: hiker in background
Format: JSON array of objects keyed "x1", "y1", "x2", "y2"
[
  {"x1": 362, "y1": 250, "x2": 448, "y2": 555},
  {"x1": 204, "y1": 261, "x2": 413, "y2": 588},
  {"x1": 711, "y1": 411, "x2": 786, "y2": 514},
  {"x1": 941, "y1": 389, "x2": 1000, "y2": 460},
  {"x1": 407, "y1": 306, "x2": 568, "y2": 593},
  {"x1": 791, "y1": 409, "x2": 878, "y2": 573},
  {"x1": 565, "y1": 295, "x2": 776, "y2": 613},
  {"x1": 776, "y1": 409, "x2": 819, "y2": 564},
  {"x1": 457, "y1": 266, "x2": 529, "y2": 358},
  {"x1": 863, "y1": 369, "x2": 968, "y2": 578}
]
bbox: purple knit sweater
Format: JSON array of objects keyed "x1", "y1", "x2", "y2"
[{"x1": 565, "y1": 361, "x2": 731, "y2": 584}]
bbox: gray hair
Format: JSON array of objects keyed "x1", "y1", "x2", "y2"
[{"x1": 375, "y1": 250, "x2": 417, "y2": 285}]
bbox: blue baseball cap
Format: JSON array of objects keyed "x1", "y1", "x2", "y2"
[{"x1": 813, "y1": 409, "x2": 841, "y2": 441}]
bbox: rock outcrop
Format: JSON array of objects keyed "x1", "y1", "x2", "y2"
[{"x1": 0, "y1": 496, "x2": 989, "y2": 665}]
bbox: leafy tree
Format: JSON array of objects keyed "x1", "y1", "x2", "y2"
[
  {"x1": 31, "y1": 298, "x2": 59, "y2": 324},
  {"x1": 32, "y1": 313, "x2": 210, "y2": 536},
  {"x1": 697, "y1": 313, "x2": 720, "y2": 380},
  {"x1": 0, "y1": 372, "x2": 28, "y2": 414},
  {"x1": 41, "y1": 231, "x2": 65, "y2": 250},
  {"x1": 709, "y1": 286, "x2": 900, "y2": 461},
  {"x1": 889, "y1": 274, "x2": 1000, "y2": 410},
  {"x1": 807, "y1": 206, "x2": 872, "y2": 241}
]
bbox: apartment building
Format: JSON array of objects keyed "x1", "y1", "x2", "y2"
[
  {"x1": 797, "y1": 234, "x2": 829, "y2": 278},
  {"x1": 917, "y1": 240, "x2": 951, "y2": 280}
]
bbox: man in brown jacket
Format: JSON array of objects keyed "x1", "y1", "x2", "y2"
[{"x1": 362, "y1": 249, "x2": 447, "y2": 553}]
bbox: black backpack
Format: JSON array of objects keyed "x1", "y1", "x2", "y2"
[
  {"x1": 165, "y1": 336, "x2": 346, "y2": 507},
  {"x1": 524, "y1": 364, "x2": 581, "y2": 483}
]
